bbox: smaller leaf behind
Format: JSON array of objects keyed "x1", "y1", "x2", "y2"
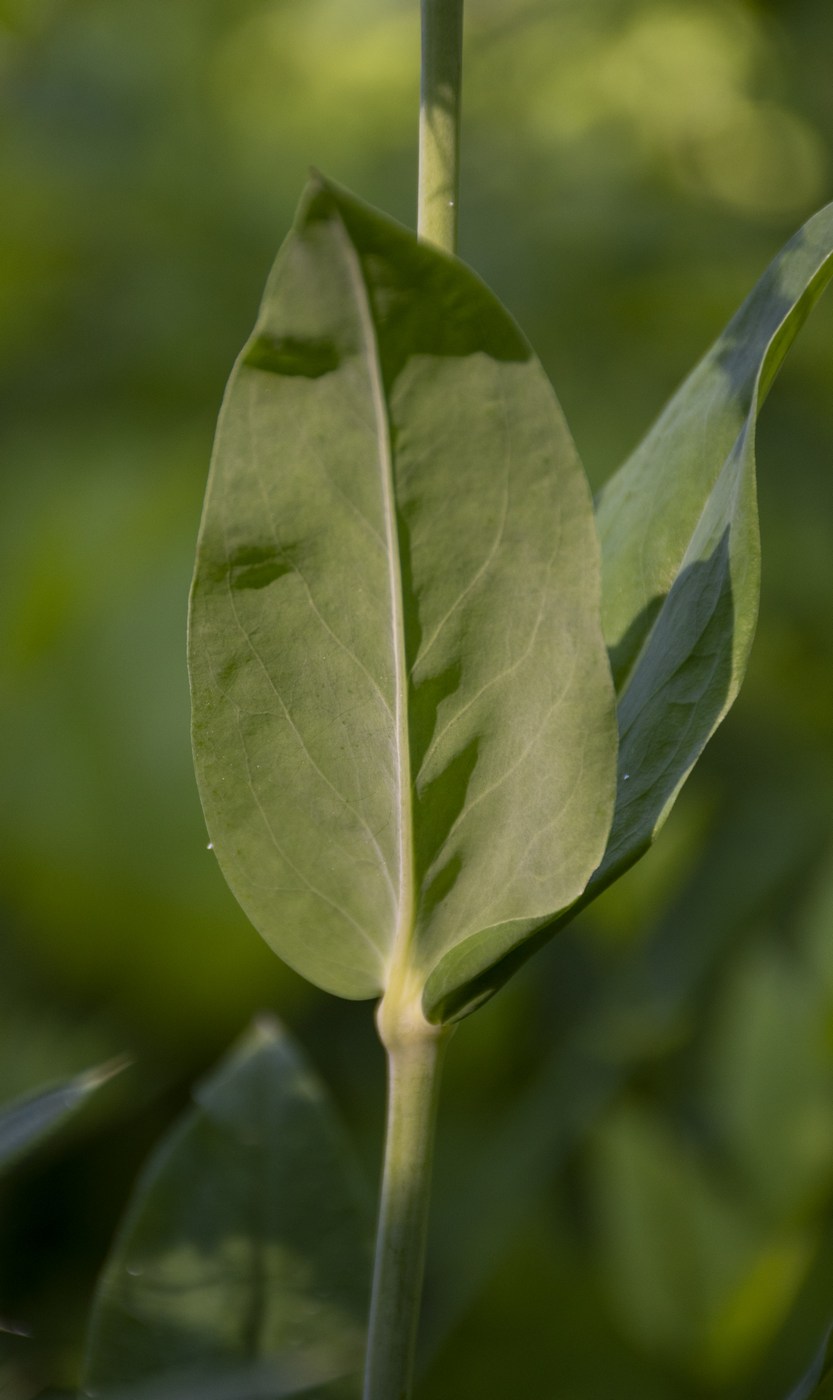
[
  {"x1": 82, "y1": 1018, "x2": 371, "y2": 1400},
  {"x1": 592, "y1": 202, "x2": 833, "y2": 895}
]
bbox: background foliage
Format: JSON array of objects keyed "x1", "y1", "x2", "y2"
[{"x1": 1, "y1": 0, "x2": 833, "y2": 1396}]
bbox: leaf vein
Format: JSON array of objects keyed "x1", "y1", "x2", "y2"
[{"x1": 416, "y1": 364, "x2": 511, "y2": 668}]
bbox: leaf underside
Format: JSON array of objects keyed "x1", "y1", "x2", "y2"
[
  {"x1": 82, "y1": 1018, "x2": 371, "y2": 1400},
  {"x1": 189, "y1": 175, "x2": 617, "y2": 1021}
]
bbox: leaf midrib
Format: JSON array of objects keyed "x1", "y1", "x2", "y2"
[{"x1": 333, "y1": 210, "x2": 415, "y2": 981}]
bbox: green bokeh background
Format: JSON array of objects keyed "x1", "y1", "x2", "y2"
[{"x1": 1, "y1": 0, "x2": 833, "y2": 1395}]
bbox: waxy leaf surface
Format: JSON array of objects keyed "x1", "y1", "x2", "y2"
[
  {"x1": 83, "y1": 1019, "x2": 371, "y2": 1400},
  {"x1": 189, "y1": 176, "x2": 616, "y2": 1020},
  {"x1": 590, "y1": 203, "x2": 833, "y2": 894}
]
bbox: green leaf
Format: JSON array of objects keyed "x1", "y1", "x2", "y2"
[
  {"x1": 189, "y1": 174, "x2": 617, "y2": 1022},
  {"x1": 591, "y1": 204, "x2": 833, "y2": 894},
  {"x1": 82, "y1": 1017, "x2": 372, "y2": 1400},
  {"x1": 0, "y1": 1058, "x2": 125, "y2": 1177},
  {"x1": 427, "y1": 794, "x2": 817, "y2": 1359}
]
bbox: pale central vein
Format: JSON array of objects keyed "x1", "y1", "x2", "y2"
[{"x1": 335, "y1": 213, "x2": 414, "y2": 972}]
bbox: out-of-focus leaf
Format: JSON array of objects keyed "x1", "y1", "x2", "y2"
[
  {"x1": 785, "y1": 1328, "x2": 833, "y2": 1400},
  {"x1": 588, "y1": 1100, "x2": 801, "y2": 1382},
  {"x1": 589, "y1": 203, "x2": 833, "y2": 894},
  {"x1": 75, "y1": 1361, "x2": 345, "y2": 1400},
  {"x1": 77, "y1": 1360, "x2": 348, "y2": 1400},
  {"x1": 701, "y1": 942, "x2": 833, "y2": 1220},
  {"x1": 426, "y1": 793, "x2": 823, "y2": 1363},
  {"x1": 189, "y1": 174, "x2": 617, "y2": 1023},
  {"x1": 82, "y1": 1018, "x2": 371, "y2": 1400},
  {"x1": 421, "y1": 207, "x2": 833, "y2": 1011},
  {"x1": 0, "y1": 1058, "x2": 125, "y2": 1176}
]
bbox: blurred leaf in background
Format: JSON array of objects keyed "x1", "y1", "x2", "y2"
[
  {"x1": 0, "y1": 1059, "x2": 126, "y2": 1178},
  {"x1": 1, "y1": 0, "x2": 833, "y2": 1397},
  {"x1": 84, "y1": 1018, "x2": 371, "y2": 1400}
]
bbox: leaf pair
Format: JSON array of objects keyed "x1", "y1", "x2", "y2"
[
  {"x1": 189, "y1": 176, "x2": 833, "y2": 1022},
  {"x1": 594, "y1": 203, "x2": 833, "y2": 896}
]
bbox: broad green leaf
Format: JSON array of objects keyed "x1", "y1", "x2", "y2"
[
  {"x1": 0, "y1": 1059, "x2": 125, "y2": 1177},
  {"x1": 590, "y1": 204, "x2": 833, "y2": 894},
  {"x1": 189, "y1": 175, "x2": 617, "y2": 1022},
  {"x1": 82, "y1": 1018, "x2": 371, "y2": 1400},
  {"x1": 427, "y1": 795, "x2": 819, "y2": 1359}
]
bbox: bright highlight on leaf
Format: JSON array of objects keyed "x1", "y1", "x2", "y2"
[{"x1": 189, "y1": 175, "x2": 617, "y2": 1023}]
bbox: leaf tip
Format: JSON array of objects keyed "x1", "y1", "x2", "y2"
[
  {"x1": 250, "y1": 1011, "x2": 284, "y2": 1048},
  {"x1": 77, "y1": 1054, "x2": 132, "y2": 1093}
]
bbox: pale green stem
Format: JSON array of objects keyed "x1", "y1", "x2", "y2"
[
  {"x1": 362, "y1": 7, "x2": 464, "y2": 1395},
  {"x1": 363, "y1": 1009, "x2": 452, "y2": 1400},
  {"x1": 418, "y1": 0, "x2": 464, "y2": 253}
]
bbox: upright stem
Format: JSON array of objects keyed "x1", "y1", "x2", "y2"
[
  {"x1": 362, "y1": 8, "x2": 464, "y2": 1396},
  {"x1": 363, "y1": 1000, "x2": 452, "y2": 1400},
  {"x1": 418, "y1": 0, "x2": 464, "y2": 253}
]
